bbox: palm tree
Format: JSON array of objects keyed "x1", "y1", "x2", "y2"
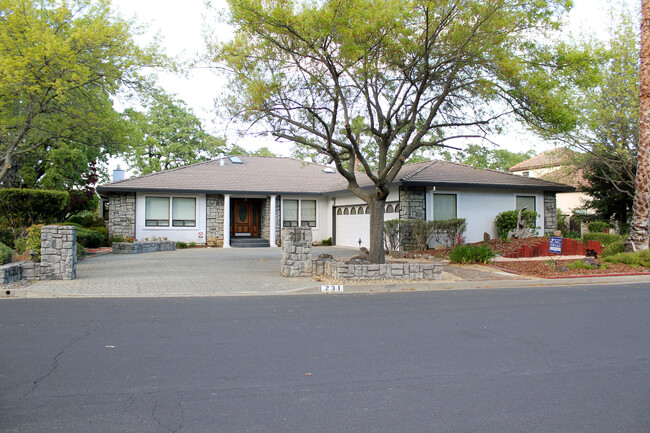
[{"x1": 628, "y1": 0, "x2": 650, "y2": 251}]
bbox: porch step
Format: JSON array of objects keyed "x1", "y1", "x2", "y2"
[{"x1": 230, "y1": 237, "x2": 270, "y2": 248}]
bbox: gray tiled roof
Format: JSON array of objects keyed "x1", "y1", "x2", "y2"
[
  {"x1": 398, "y1": 160, "x2": 575, "y2": 191},
  {"x1": 96, "y1": 156, "x2": 344, "y2": 195},
  {"x1": 97, "y1": 156, "x2": 575, "y2": 195}
]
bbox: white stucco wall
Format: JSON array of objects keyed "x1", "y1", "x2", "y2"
[
  {"x1": 556, "y1": 191, "x2": 590, "y2": 214},
  {"x1": 432, "y1": 187, "x2": 544, "y2": 242},
  {"x1": 135, "y1": 192, "x2": 207, "y2": 243}
]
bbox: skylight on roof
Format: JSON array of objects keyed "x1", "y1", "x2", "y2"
[
  {"x1": 229, "y1": 156, "x2": 243, "y2": 164},
  {"x1": 322, "y1": 167, "x2": 335, "y2": 173}
]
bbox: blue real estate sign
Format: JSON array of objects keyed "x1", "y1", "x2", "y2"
[{"x1": 549, "y1": 237, "x2": 562, "y2": 254}]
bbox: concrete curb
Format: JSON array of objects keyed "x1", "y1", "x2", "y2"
[{"x1": 6, "y1": 273, "x2": 650, "y2": 299}]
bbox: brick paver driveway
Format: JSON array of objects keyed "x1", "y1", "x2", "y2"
[{"x1": 26, "y1": 246, "x2": 358, "y2": 297}]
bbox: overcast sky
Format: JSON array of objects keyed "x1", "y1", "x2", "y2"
[{"x1": 107, "y1": 0, "x2": 637, "y2": 170}]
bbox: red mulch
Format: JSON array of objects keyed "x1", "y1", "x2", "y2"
[
  {"x1": 488, "y1": 259, "x2": 648, "y2": 278},
  {"x1": 407, "y1": 237, "x2": 650, "y2": 278}
]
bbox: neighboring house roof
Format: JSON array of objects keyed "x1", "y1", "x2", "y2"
[
  {"x1": 538, "y1": 166, "x2": 587, "y2": 190},
  {"x1": 509, "y1": 148, "x2": 575, "y2": 172},
  {"x1": 97, "y1": 155, "x2": 575, "y2": 195}
]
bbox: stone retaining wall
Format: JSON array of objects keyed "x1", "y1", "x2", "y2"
[
  {"x1": 314, "y1": 260, "x2": 442, "y2": 280},
  {"x1": 112, "y1": 241, "x2": 176, "y2": 254},
  {"x1": 282, "y1": 227, "x2": 442, "y2": 281},
  {"x1": 1, "y1": 263, "x2": 22, "y2": 284}
]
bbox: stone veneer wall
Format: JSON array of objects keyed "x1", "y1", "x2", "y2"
[
  {"x1": 206, "y1": 194, "x2": 224, "y2": 246},
  {"x1": 544, "y1": 192, "x2": 557, "y2": 235},
  {"x1": 108, "y1": 192, "x2": 136, "y2": 239},
  {"x1": 398, "y1": 186, "x2": 426, "y2": 250},
  {"x1": 112, "y1": 241, "x2": 176, "y2": 254},
  {"x1": 281, "y1": 227, "x2": 313, "y2": 277},
  {"x1": 313, "y1": 260, "x2": 442, "y2": 280},
  {"x1": 39, "y1": 225, "x2": 77, "y2": 280}
]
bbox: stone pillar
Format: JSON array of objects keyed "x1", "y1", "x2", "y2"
[
  {"x1": 281, "y1": 227, "x2": 313, "y2": 277},
  {"x1": 544, "y1": 192, "x2": 557, "y2": 235},
  {"x1": 223, "y1": 194, "x2": 231, "y2": 248},
  {"x1": 40, "y1": 225, "x2": 77, "y2": 280},
  {"x1": 206, "y1": 194, "x2": 224, "y2": 247},
  {"x1": 269, "y1": 195, "x2": 277, "y2": 247},
  {"x1": 108, "y1": 192, "x2": 135, "y2": 239},
  {"x1": 399, "y1": 186, "x2": 426, "y2": 250}
]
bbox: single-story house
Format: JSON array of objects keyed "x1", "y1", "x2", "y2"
[{"x1": 96, "y1": 155, "x2": 574, "y2": 249}]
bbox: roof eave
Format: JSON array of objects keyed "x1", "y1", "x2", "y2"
[{"x1": 401, "y1": 181, "x2": 576, "y2": 192}]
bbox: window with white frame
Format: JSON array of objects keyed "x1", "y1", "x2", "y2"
[
  {"x1": 283, "y1": 199, "x2": 317, "y2": 227},
  {"x1": 145, "y1": 197, "x2": 170, "y2": 226},
  {"x1": 516, "y1": 195, "x2": 536, "y2": 212},
  {"x1": 433, "y1": 194, "x2": 457, "y2": 221},
  {"x1": 172, "y1": 197, "x2": 196, "y2": 227},
  {"x1": 301, "y1": 200, "x2": 316, "y2": 227},
  {"x1": 145, "y1": 196, "x2": 196, "y2": 227}
]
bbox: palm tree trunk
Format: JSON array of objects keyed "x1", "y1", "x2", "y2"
[{"x1": 628, "y1": 0, "x2": 650, "y2": 251}]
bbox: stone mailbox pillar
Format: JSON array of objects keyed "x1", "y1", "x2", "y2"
[
  {"x1": 40, "y1": 225, "x2": 77, "y2": 280},
  {"x1": 281, "y1": 227, "x2": 313, "y2": 277}
]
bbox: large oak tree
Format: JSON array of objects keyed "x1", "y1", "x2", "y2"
[{"x1": 213, "y1": 0, "x2": 588, "y2": 263}]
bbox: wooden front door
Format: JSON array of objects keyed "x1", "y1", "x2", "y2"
[{"x1": 231, "y1": 199, "x2": 260, "y2": 237}]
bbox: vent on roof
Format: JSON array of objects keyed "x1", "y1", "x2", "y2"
[
  {"x1": 229, "y1": 156, "x2": 243, "y2": 164},
  {"x1": 322, "y1": 168, "x2": 335, "y2": 173}
]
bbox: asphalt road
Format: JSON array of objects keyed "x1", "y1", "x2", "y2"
[{"x1": 1, "y1": 284, "x2": 649, "y2": 433}]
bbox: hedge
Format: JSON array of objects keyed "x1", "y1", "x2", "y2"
[{"x1": 0, "y1": 189, "x2": 69, "y2": 229}]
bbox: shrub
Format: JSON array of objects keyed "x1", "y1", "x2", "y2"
[
  {"x1": 431, "y1": 218, "x2": 467, "y2": 247},
  {"x1": 0, "y1": 189, "x2": 69, "y2": 230},
  {"x1": 588, "y1": 221, "x2": 611, "y2": 233},
  {"x1": 76, "y1": 228, "x2": 105, "y2": 248},
  {"x1": 411, "y1": 219, "x2": 432, "y2": 251},
  {"x1": 384, "y1": 220, "x2": 401, "y2": 252},
  {"x1": 449, "y1": 244, "x2": 495, "y2": 264},
  {"x1": 561, "y1": 229, "x2": 581, "y2": 240},
  {"x1": 321, "y1": 237, "x2": 333, "y2": 246},
  {"x1": 0, "y1": 242, "x2": 12, "y2": 265},
  {"x1": 566, "y1": 260, "x2": 594, "y2": 270},
  {"x1": 603, "y1": 250, "x2": 650, "y2": 268},
  {"x1": 66, "y1": 210, "x2": 105, "y2": 228},
  {"x1": 602, "y1": 241, "x2": 625, "y2": 257},
  {"x1": 76, "y1": 242, "x2": 86, "y2": 261},
  {"x1": 86, "y1": 226, "x2": 109, "y2": 245},
  {"x1": 582, "y1": 232, "x2": 623, "y2": 246},
  {"x1": 494, "y1": 210, "x2": 538, "y2": 240},
  {"x1": 0, "y1": 225, "x2": 15, "y2": 249},
  {"x1": 557, "y1": 209, "x2": 569, "y2": 231},
  {"x1": 176, "y1": 241, "x2": 189, "y2": 249},
  {"x1": 14, "y1": 225, "x2": 42, "y2": 260},
  {"x1": 189, "y1": 241, "x2": 197, "y2": 247}
]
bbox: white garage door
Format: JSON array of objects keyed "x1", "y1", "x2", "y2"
[{"x1": 334, "y1": 203, "x2": 399, "y2": 248}]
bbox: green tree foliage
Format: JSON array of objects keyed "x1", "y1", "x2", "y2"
[
  {"x1": 0, "y1": 189, "x2": 69, "y2": 232},
  {"x1": 213, "y1": 0, "x2": 590, "y2": 263},
  {"x1": 121, "y1": 90, "x2": 226, "y2": 175},
  {"x1": 0, "y1": 0, "x2": 162, "y2": 186},
  {"x1": 561, "y1": 9, "x2": 638, "y2": 230},
  {"x1": 438, "y1": 145, "x2": 535, "y2": 172}
]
